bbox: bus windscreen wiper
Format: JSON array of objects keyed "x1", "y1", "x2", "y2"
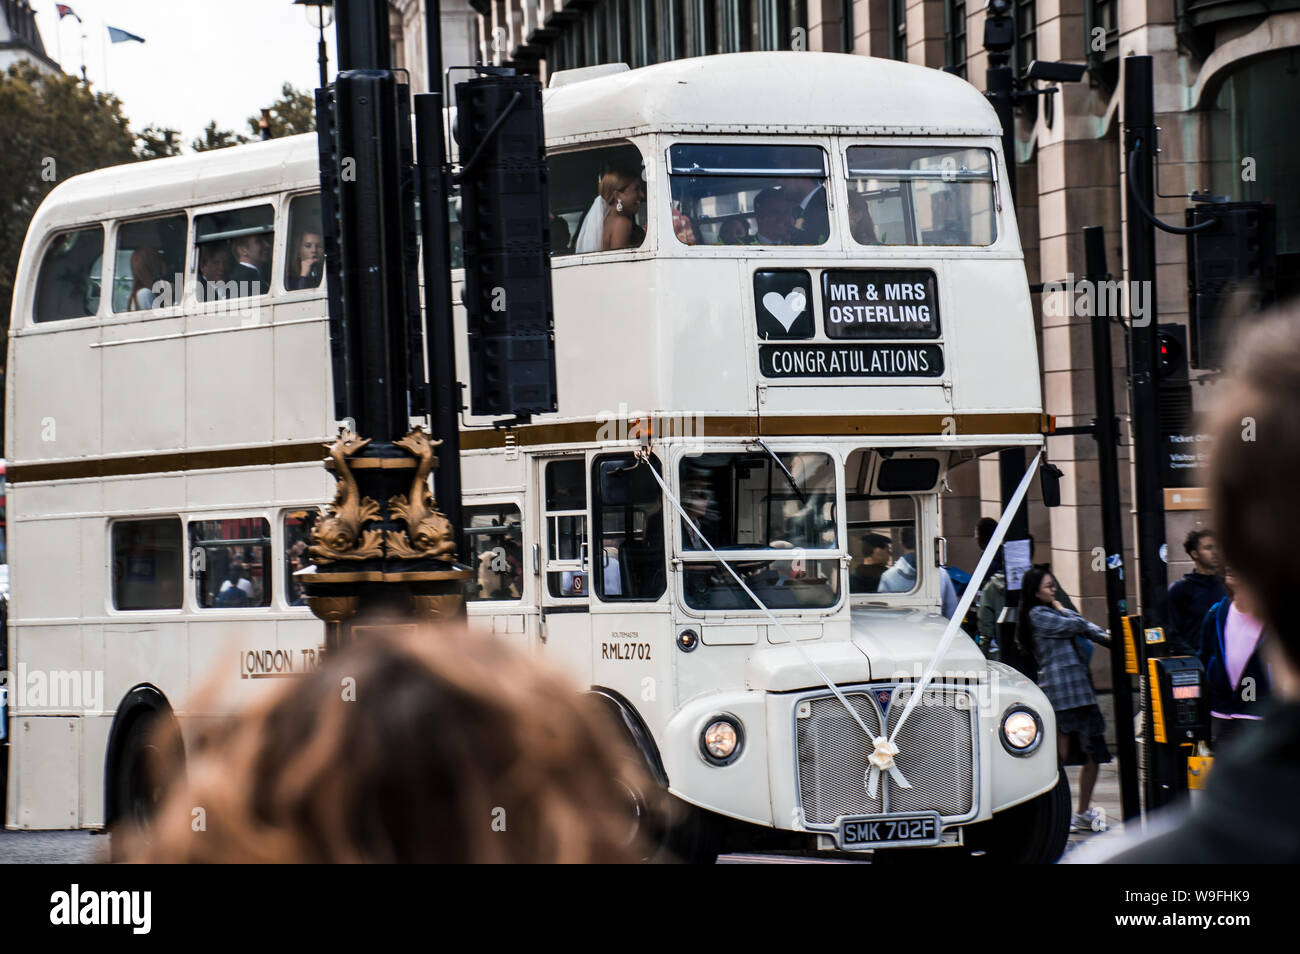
[{"x1": 751, "y1": 438, "x2": 806, "y2": 505}]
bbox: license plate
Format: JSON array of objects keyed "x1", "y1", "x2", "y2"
[{"x1": 838, "y1": 812, "x2": 941, "y2": 849}]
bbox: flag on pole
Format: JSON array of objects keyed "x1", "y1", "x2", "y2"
[
  {"x1": 55, "y1": 4, "x2": 81, "y2": 21},
  {"x1": 106, "y1": 26, "x2": 146, "y2": 44}
]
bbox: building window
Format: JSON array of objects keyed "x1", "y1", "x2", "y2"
[
  {"x1": 630, "y1": 0, "x2": 658, "y2": 64},
  {"x1": 945, "y1": 0, "x2": 967, "y2": 79},
  {"x1": 890, "y1": 0, "x2": 907, "y2": 62},
  {"x1": 1085, "y1": 0, "x2": 1118, "y2": 86},
  {"x1": 1013, "y1": 0, "x2": 1036, "y2": 78}
]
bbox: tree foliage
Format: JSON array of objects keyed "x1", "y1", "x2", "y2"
[
  {"x1": 0, "y1": 63, "x2": 137, "y2": 383},
  {"x1": 191, "y1": 119, "x2": 250, "y2": 153}
]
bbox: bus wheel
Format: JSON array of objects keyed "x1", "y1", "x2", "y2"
[
  {"x1": 649, "y1": 794, "x2": 720, "y2": 864},
  {"x1": 613, "y1": 759, "x2": 718, "y2": 864},
  {"x1": 965, "y1": 766, "x2": 1072, "y2": 864},
  {"x1": 108, "y1": 710, "x2": 180, "y2": 859}
]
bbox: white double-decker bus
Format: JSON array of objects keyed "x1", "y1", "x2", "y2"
[{"x1": 5, "y1": 52, "x2": 1068, "y2": 861}]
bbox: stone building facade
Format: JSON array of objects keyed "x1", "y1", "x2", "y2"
[{"x1": 410, "y1": 0, "x2": 1298, "y2": 632}]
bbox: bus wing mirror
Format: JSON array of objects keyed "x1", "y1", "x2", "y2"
[{"x1": 1040, "y1": 461, "x2": 1064, "y2": 508}]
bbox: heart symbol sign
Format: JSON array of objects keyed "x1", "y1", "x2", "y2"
[{"x1": 762, "y1": 288, "x2": 807, "y2": 332}]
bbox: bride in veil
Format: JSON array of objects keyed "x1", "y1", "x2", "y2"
[{"x1": 573, "y1": 169, "x2": 644, "y2": 254}]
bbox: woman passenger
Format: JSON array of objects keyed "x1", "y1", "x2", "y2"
[
  {"x1": 128, "y1": 247, "x2": 167, "y2": 310},
  {"x1": 1016, "y1": 566, "x2": 1112, "y2": 833},
  {"x1": 287, "y1": 230, "x2": 324, "y2": 290},
  {"x1": 574, "y1": 169, "x2": 645, "y2": 253}
]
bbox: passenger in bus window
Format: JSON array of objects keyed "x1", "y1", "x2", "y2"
[
  {"x1": 127, "y1": 247, "x2": 166, "y2": 310},
  {"x1": 287, "y1": 229, "x2": 324, "y2": 290},
  {"x1": 778, "y1": 168, "x2": 829, "y2": 245},
  {"x1": 717, "y1": 218, "x2": 750, "y2": 245},
  {"x1": 751, "y1": 188, "x2": 796, "y2": 245},
  {"x1": 548, "y1": 211, "x2": 571, "y2": 254},
  {"x1": 573, "y1": 169, "x2": 644, "y2": 253},
  {"x1": 199, "y1": 243, "x2": 233, "y2": 300},
  {"x1": 231, "y1": 233, "x2": 270, "y2": 294},
  {"x1": 850, "y1": 533, "x2": 892, "y2": 593},
  {"x1": 848, "y1": 193, "x2": 880, "y2": 245}
]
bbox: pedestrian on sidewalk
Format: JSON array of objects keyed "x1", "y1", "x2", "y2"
[
  {"x1": 1016, "y1": 566, "x2": 1113, "y2": 833},
  {"x1": 1198, "y1": 569, "x2": 1273, "y2": 752},
  {"x1": 1166, "y1": 529, "x2": 1227, "y2": 656}
]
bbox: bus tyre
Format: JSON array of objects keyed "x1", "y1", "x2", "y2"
[
  {"x1": 615, "y1": 757, "x2": 718, "y2": 864},
  {"x1": 108, "y1": 710, "x2": 179, "y2": 860},
  {"x1": 967, "y1": 766, "x2": 1072, "y2": 864}
]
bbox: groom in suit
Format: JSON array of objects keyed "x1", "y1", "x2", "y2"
[{"x1": 231, "y1": 232, "x2": 272, "y2": 295}]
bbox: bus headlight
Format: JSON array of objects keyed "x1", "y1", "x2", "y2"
[
  {"x1": 700, "y1": 716, "x2": 744, "y2": 765},
  {"x1": 1000, "y1": 706, "x2": 1043, "y2": 755}
]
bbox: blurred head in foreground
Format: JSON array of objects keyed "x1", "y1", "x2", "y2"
[
  {"x1": 1208, "y1": 308, "x2": 1300, "y2": 679},
  {"x1": 129, "y1": 623, "x2": 648, "y2": 863}
]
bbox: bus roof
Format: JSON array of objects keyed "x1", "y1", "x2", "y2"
[{"x1": 541, "y1": 52, "x2": 1002, "y2": 142}]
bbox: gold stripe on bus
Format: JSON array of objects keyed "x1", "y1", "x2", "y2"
[
  {"x1": 458, "y1": 412, "x2": 1048, "y2": 449},
  {"x1": 6, "y1": 441, "x2": 328, "y2": 484},
  {"x1": 7, "y1": 413, "x2": 1047, "y2": 482}
]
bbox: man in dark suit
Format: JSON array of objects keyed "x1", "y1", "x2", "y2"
[
  {"x1": 779, "y1": 175, "x2": 829, "y2": 245},
  {"x1": 231, "y1": 232, "x2": 271, "y2": 296}
]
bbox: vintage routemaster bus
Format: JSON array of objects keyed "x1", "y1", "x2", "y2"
[{"x1": 5, "y1": 52, "x2": 1069, "y2": 861}]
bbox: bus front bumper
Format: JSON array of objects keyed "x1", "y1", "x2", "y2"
[{"x1": 661, "y1": 663, "x2": 1059, "y2": 844}]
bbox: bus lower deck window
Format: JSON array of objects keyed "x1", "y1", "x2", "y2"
[{"x1": 111, "y1": 518, "x2": 183, "y2": 610}]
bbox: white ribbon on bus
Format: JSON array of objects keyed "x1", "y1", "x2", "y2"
[{"x1": 637, "y1": 447, "x2": 1043, "y2": 807}]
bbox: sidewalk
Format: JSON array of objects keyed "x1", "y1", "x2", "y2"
[{"x1": 1061, "y1": 689, "x2": 1138, "y2": 853}]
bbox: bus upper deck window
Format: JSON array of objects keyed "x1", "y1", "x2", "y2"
[
  {"x1": 194, "y1": 205, "x2": 275, "y2": 301},
  {"x1": 844, "y1": 146, "x2": 996, "y2": 247},
  {"x1": 547, "y1": 142, "x2": 646, "y2": 257},
  {"x1": 113, "y1": 214, "x2": 187, "y2": 313},
  {"x1": 34, "y1": 225, "x2": 104, "y2": 323},
  {"x1": 667, "y1": 143, "x2": 829, "y2": 247}
]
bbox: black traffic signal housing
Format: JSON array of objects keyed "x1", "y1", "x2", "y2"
[
  {"x1": 1156, "y1": 323, "x2": 1196, "y2": 489},
  {"x1": 1186, "y1": 201, "x2": 1276, "y2": 370},
  {"x1": 455, "y1": 72, "x2": 557, "y2": 419}
]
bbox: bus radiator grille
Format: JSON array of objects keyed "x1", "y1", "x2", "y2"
[{"x1": 796, "y1": 688, "x2": 975, "y2": 826}]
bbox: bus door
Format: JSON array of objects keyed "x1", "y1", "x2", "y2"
[
  {"x1": 537, "y1": 456, "x2": 592, "y2": 684},
  {"x1": 588, "y1": 452, "x2": 670, "y2": 721}
]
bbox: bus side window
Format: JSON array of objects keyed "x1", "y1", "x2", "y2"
[
  {"x1": 284, "y1": 194, "x2": 323, "y2": 292},
  {"x1": 112, "y1": 213, "x2": 187, "y2": 313},
  {"x1": 463, "y1": 504, "x2": 523, "y2": 601},
  {"x1": 111, "y1": 518, "x2": 183, "y2": 610},
  {"x1": 34, "y1": 225, "x2": 104, "y2": 323},
  {"x1": 547, "y1": 141, "x2": 646, "y2": 257},
  {"x1": 544, "y1": 459, "x2": 587, "y2": 598},
  {"x1": 592, "y1": 454, "x2": 666, "y2": 602},
  {"x1": 194, "y1": 205, "x2": 275, "y2": 301},
  {"x1": 283, "y1": 509, "x2": 318, "y2": 606},
  {"x1": 190, "y1": 517, "x2": 271, "y2": 609}
]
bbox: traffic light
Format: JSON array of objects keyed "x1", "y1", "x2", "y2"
[
  {"x1": 1156, "y1": 323, "x2": 1196, "y2": 489},
  {"x1": 1186, "y1": 201, "x2": 1276, "y2": 370},
  {"x1": 455, "y1": 72, "x2": 557, "y2": 418}
]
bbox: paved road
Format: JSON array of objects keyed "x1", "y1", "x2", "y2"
[{"x1": 0, "y1": 829, "x2": 107, "y2": 864}]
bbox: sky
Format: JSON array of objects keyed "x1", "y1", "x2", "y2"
[{"x1": 29, "y1": 0, "x2": 336, "y2": 146}]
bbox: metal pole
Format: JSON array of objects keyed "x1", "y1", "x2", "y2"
[
  {"x1": 986, "y1": 48, "x2": 1030, "y2": 640},
  {"x1": 1122, "y1": 54, "x2": 1171, "y2": 810},
  {"x1": 416, "y1": 0, "x2": 463, "y2": 548},
  {"x1": 335, "y1": 0, "x2": 391, "y2": 70},
  {"x1": 1083, "y1": 225, "x2": 1141, "y2": 823}
]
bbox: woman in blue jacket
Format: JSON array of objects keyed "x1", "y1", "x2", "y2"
[{"x1": 1198, "y1": 567, "x2": 1272, "y2": 750}]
